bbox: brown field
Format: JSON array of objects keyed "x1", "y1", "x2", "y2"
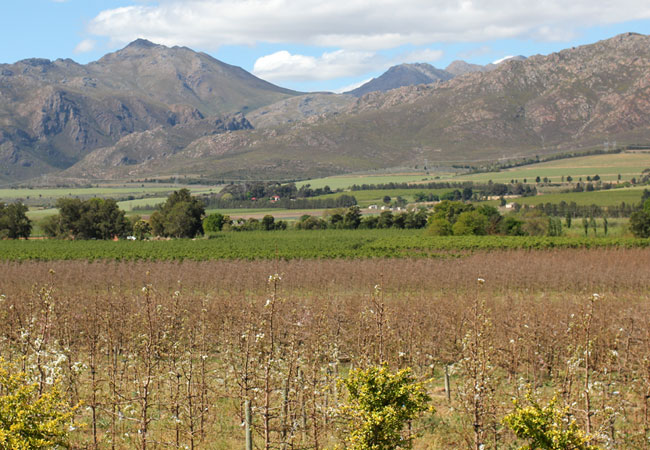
[{"x1": 1, "y1": 249, "x2": 650, "y2": 449}]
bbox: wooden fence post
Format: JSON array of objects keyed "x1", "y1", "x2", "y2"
[{"x1": 245, "y1": 400, "x2": 253, "y2": 450}]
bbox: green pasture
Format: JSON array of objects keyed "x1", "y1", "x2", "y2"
[
  {"x1": 454, "y1": 152, "x2": 650, "y2": 183},
  {"x1": 296, "y1": 173, "x2": 446, "y2": 190},
  {"x1": 505, "y1": 186, "x2": 646, "y2": 207},
  {"x1": 0, "y1": 184, "x2": 221, "y2": 207},
  {"x1": 558, "y1": 217, "x2": 628, "y2": 238}
]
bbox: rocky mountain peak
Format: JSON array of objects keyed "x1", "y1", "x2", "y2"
[
  {"x1": 125, "y1": 38, "x2": 160, "y2": 50},
  {"x1": 346, "y1": 62, "x2": 453, "y2": 97}
]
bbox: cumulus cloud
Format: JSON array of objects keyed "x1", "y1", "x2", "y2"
[
  {"x1": 252, "y1": 47, "x2": 443, "y2": 82},
  {"x1": 74, "y1": 39, "x2": 96, "y2": 53},
  {"x1": 401, "y1": 49, "x2": 444, "y2": 63},
  {"x1": 253, "y1": 50, "x2": 381, "y2": 81},
  {"x1": 86, "y1": 0, "x2": 650, "y2": 50}
]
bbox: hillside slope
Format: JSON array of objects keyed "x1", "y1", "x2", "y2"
[{"x1": 65, "y1": 33, "x2": 650, "y2": 181}]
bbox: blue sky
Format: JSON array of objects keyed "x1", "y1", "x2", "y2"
[{"x1": 2, "y1": 1, "x2": 649, "y2": 92}]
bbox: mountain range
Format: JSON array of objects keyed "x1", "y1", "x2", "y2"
[
  {"x1": 1, "y1": 33, "x2": 649, "y2": 184},
  {"x1": 345, "y1": 56, "x2": 527, "y2": 97}
]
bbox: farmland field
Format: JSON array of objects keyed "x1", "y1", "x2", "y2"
[
  {"x1": 0, "y1": 184, "x2": 220, "y2": 207},
  {"x1": 504, "y1": 185, "x2": 647, "y2": 206},
  {"x1": 296, "y1": 172, "x2": 445, "y2": 189},
  {"x1": 453, "y1": 152, "x2": 650, "y2": 183},
  {"x1": 1, "y1": 250, "x2": 650, "y2": 449}
]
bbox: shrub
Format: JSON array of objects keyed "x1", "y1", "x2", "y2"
[
  {"x1": 503, "y1": 394, "x2": 600, "y2": 450},
  {"x1": 0, "y1": 360, "x2": 77, "y2": 449},
  {"x1": 427, "y1": 217, "x2": 453, "y2": 236},
  {"x1": 338, "y1": 365, "x2": 431, "y2": 450},
  {"x1": 452, "y1": 210, "x2": 488, "y2": 235}
]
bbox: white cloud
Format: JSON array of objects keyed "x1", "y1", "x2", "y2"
[
  {"x1": 86, "y1": 0, "x2": 650, "y2": 50},
  {"x1": 334, "y1": 78, "x2": 373, "y2": 94},
  {"x1": 492, "y1": 55, "x2": 514, "y2": 64},
  {"x1": 401, "y1": 49, "x2": 444, "y2": 63},
  {"x1": 253, "y1": 50, "x2": 381, "y2": 81},
  {"x1": 74, "y1": 39, "x2": 96, "y2": 54},
  {"x1": 252, "y1": 47, "x2": 444, "y2": 82}
]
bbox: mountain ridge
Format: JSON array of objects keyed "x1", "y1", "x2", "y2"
[
  {"x1": 3, "y1": 33, "x2": 650, "y2": 184},
  {"x1": 0, "y1": 39, "x2": 299, "y2": 183}
]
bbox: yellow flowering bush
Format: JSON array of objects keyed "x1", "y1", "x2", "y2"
[
  {"x1": 338, "y1": 365, "x2": 432, "y2": 450},
  {"x1": 503, "y1": 394, "x2": 600, "y2": 450},
  {"x1": 0, "y1": 360, "x2": 77, "y2": 449}
]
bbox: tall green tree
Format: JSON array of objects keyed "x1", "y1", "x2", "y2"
[
  {"x1": 343, "y1": 205, "x2": 362, "y2": 229},
  {"x1": 150, "y1": 189, "x2": 205, "y2": 238},
  {"x1": 47, "y1": 198, "x2": 130, "y2": 239},
  {"x1": 0, "y1": 202, "x2": 32, "y2": 239},
  {"x1": 452, "y1": 210, "x2": 488, "y2": 235},
  {"x1": 203, "y1": 213, "x2": 229, "y2": 233},
  {"x1": 629, "y1": 200, "x2": 650, "y2": 238}
]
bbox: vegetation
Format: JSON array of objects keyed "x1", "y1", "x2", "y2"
[
  {"x1": 150, "y1": 189, "x2": 206, "y2": 238},
  {"x1": 0, "y1": 251, "x2": 649, "y2": 448},
  {"x1": 338, "y1": 366, "x2": 432, "y2": 450},
  {"x1": 0, "y1": 231, "x2": 648, "y2": 261},
  {"x1": 0, "y1": 202, "x2": 31, "y2": 239},
  {"x1": 503, "y1": 394, "x2": 600, "y2": 450},
  {"x1": 629, "y1": 199, "x2": 650, "y2": 238},
  {"x1": 0, "y1": 360, "x2": 77, "y2": 449},
  {"x1": 42, "y1": 198, "x2": 131, "y2": 240}
]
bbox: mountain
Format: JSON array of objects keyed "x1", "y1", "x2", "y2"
[
  {"x1": 61, "y1": 33, "x2": 650, "y2": 181},
  {"x1": 246, "y1": 93, "x2": 356, "y2": 129},
  {"x1": 346, "y1": 57, "x2": 529, "y2": 97},
  {"x1": 445, "y1": 60, "x2": 489, "y2": 76},
  {"x1": 346, "y1": 63, "x2": 454, "y2": 97},
  {"x1": 4, "y1": 34, "x2": 650, "y2": 184},
  {"x1": 446, "y1": 56, "x2": 527, "y2": 76},
  {"x1": 0, "y1": 39, "x2": 297, "y2": 182}
]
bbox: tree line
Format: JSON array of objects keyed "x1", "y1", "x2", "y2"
[
  {"x1": 350, "y1": 181, "x2": 538, "y2": 198},
  {"x1": 201, "y1": 194, "x2": 357, "y2": 210},
  {"x1": 7, "y1": 188, "x2": 650, "y2": 240}
]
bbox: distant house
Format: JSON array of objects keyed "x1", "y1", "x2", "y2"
[{"x1": 270, "y1": 195, "x2": 281, "y2": 203}]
